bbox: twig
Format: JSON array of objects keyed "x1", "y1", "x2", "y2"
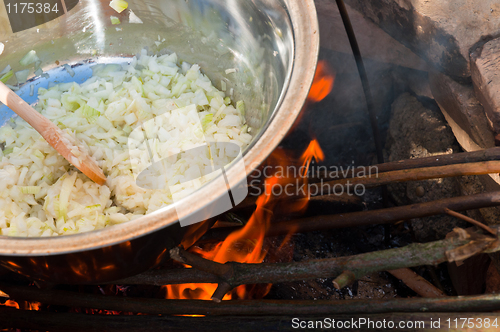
[
  {"x1": 4, "y1": 283, "x2": 500, "y2": 316},
  {"x1": 388, "y1": 268, "x2": 446, "y2": 298},
  {"x1": 444, "y1": 208, "x2": 498, "y2": 236},
  {"x1": 332, "y1": 270, "x2": 356, "y2": 290},
  {"x1": 109, "y1": 268, "x2": 218, "y2": 286},
  {"x1": 316, "y1": 161, "x2": 500, "y2": 194},
  {"x1": 311, "y1": 147, "x2": 500, "y2": 181},
  {"x1": 211, "y1": 283, "x2": 232, "y2": 303},
  {"x1": 266, "y1": 191, "x2": 500, "y2": 237},
  {"x1": 169, "y1": 247, "x2": 230, "y2": 277},
  {"x1": 170, "y1": 247, "x2": 235, "y2": 302},
  {"x1": 2, "y1": 306, "x2": 500, "y2": 332},
  {"x1": 102, "y1": 228, "x2": 500, "y2": 292},
  {"x1": 199, "y1": 191, "x2": 500, "y2": 245}
]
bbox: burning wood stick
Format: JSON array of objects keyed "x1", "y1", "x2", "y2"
[
  {"x1": 2, "y1": 283, "x2": 500, "y2": 317},
  {"x1": 107, "y1": 227, "x2": 499, "y2": 303}
]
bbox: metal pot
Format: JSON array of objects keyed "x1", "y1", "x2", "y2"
[{"x1": 0, "y1": 0, "x2": 319, "y2": 283}]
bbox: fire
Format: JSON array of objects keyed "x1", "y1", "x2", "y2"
[
  {"x1": 291, "y1": 60, "x2": 335, "y2": 133},
  {"x1": 308, "y1": 61, "x2": 335, "y2": 103},
  {"x1": 2, "y1": 299, "x2": 19, "y2": 309},
  {"x1": 0, "y1": 287, "x2": 41, "y2": 310},
  {"x1": 165, "y1": 139, "x2": 324, "y2": 301},
  {"x1": 0, "y1": 298, "x2": 41, "y2": 310},
  {"x1": 301, "y1": 139, "x2": 325, "y2": 175}
]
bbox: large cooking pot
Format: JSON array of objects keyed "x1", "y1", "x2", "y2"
[{"x1": 0, "y1": 0, "x2": 319, "y2": 283}]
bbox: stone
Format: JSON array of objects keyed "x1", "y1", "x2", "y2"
[
  {"x1": 471, "y1": 38, "x2": 500, "y2": 135},
  {"x1": 345, "y1": 0, "x2": 500, "y2": 80},
  {"x1": 385, "y1": 93, "x2": 465, "y2": 242}
]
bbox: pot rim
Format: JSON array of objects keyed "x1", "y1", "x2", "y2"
[{"x1": 0, "y1": 0, "x2": 320, "y2": 256}]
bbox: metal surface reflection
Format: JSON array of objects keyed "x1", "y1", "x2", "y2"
[{"x1": 0, "y1": 0, "x2": 318, "y2": 283}]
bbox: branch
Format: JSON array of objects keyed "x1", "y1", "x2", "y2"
[
  {"x1": 317, "y1": 160, "x2": 500, "y2": 193},
  {"x1": 311, "y1": 147, "x2": 500, "y2": 181},
  {"x1": 103, "y1": 227, "x2": 500, "y2": 294},
  {"x1": 444, "y1": 208, "x2": 497, "y2": 236},
  {"x1": 388, "y1": 268, "x2": 446, "y2": 298},
  {"x1": 266, "y1": 191, "x2": 500, "y2": 237},
  {"x1": 169, "y1": 247, "x2": 231, "y2": 277},
  {"x1": 2, "y1": 284, "x2": 500, "y2": 317},
  {"x1": 1, "y1": 307, "x2": 499, "y2": 332}
]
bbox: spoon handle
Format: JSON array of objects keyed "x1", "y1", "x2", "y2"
[{"x1": 0, "y1": 81, "x2": 54, "y2": 135}]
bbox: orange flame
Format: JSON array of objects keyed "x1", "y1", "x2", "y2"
[
  {"x1": 2, "y1": 299, "x2": 19, "y2": 309},
  {"x1": 290, "y1": 61, "x2": 335, "y2": 133},
  {"x1": 308, "y1": 61, "x2": 335, "y2": 103},
  {"x1": 165, "y1": 140, "x2": 324, "y2": 301},
  {"x1": 0, "y1": 298, "x2": 41, "y2": 310},
  {"x1": 301, "y1": 139, "x2": 325, "y2": 175}
]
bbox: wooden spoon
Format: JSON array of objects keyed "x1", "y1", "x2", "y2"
[{"x1": 0, "y1": 81, "x2": 107, "y2": 185}]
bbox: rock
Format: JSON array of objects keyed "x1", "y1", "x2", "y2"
[
  {"x1": 345, "y1": 0, "x2": 500, "y2": 80},
  {"x1": 471, "y1": 38, "x2": 500, "y2": 135},
  {"x1": 314, "y1": 0, "x2": 428, "y2": 71},
  {"x1": 429, "y1": 71, "x2": 495, "y2": 152},
  {"x1": 386, "y1": 93, "x2": 465, "y2": 242}
]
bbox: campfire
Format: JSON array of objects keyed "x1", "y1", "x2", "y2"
[{"x1": 4, "y1": 0, "x2": 500, "y2": 330}]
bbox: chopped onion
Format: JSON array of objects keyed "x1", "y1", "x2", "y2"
[
  {"x1": 19, "y1": 50, "x2": 39, "y2": 66},
  {"x1": 19, "y1": 186, "x2": 41, "y2": 194},
  {"x1": 0, "y1": 70, "x2": 13, "y2": 83},
  {"x1": 63, "y1": 64, "x2": 75, "y2": 77},
  {"x1": 109, "y1": 0, "x2": 128, "y2": 13},
  {"x1": 0, "y1": 65, "x2": 11, "y2": 76},
  {"x1": 110, "y1": 16, "x2": 121, "y2": 25},
  {"x1": 15, "y1": 69, "x2": 30, "y2": 84},
  {"x1": 225, "y1": 68, "x2": 237, "y2": 74},
  {"x1": 0, "y1": 42, "x2": 4, "y2": 55},
  {"x1": 0, "y1": 48, "x2": 251, "y2": 237}
]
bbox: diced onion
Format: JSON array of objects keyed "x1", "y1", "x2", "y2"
[
  {"x1": 109, "y1": 0, "x2": 128, "y2": 13},
  {"x1": 110, "y1": 16, "x2": 121, "y2": 25},
  {"x1": 19, "y1": 50, "x2": 39, "y2": 66},
  {"x1": 15, "y1": 69, "x2": 30, "y2": 84},
  {"x1": 0, "y1": 70, "x2": 13, "y2": 83},
  {"x1": 0, "y1": 48, "x2": 251, "y2": 237},
  {"x1": 63, "y1": 64, "x2": 75, "y2": 77}
]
